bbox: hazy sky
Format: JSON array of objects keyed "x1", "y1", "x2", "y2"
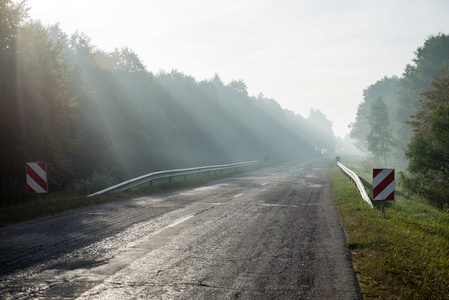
[{"x1": 27, "y1": 0, "x2": 449, "y2": 137}]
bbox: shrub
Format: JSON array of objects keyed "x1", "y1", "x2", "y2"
[{"x1": 74, "y1": 168, "x2": 119, "y2": 195}]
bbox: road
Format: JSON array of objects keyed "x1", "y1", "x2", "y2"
[{"x1": 0, "y1": 158, "x2": 361, "y2": 299}]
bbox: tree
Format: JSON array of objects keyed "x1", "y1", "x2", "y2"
[
  {"x1": 395, "y1": 33, "x2": 449, "y2": 162},
  {"x1": 350, "y1": 76, "x2": 400, "y2": 154},
  {"x1": 0, "y1": 0, "x2": 28, "y2": 58},
  {"x1": 403, "y1": 64, "x2": 449, "y2": 208},
  {"x1": 0, "y1": 0, "x2": 29, "y2": 204},
  {"x1": 307, "y1": 109, "x2": 336, "y2": 153},
  {"x1": 0, "y1": 17, "x2": 88, "y2": 204},
  {"x1": 15, "y1": 21, "x2": 79, "y2": 185},
  {"x1": 367, "y1": 97, "x2": 394, "y2": 166},
  {"x1": 228, "y1": 79, "x2": 248, "y2": 96},
  {"x1": 112, "y1": 47, "x2": 147, "y2": 74},
  {"x1": 351, "y1": 35, "x2": 449, "y2": 170}
]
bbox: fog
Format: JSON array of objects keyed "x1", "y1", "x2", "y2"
[
  {"x1": 1, "y1": 6, "x2": 341, "y2": 205},
  {"x1": 2, "y1": 0, "x2": 448, "y2": 205},
  {"x1": 27, "y1": 0, "x2": 449, "y2": 138},
  {"x1": 68, "y1": 34, "x2": 338, "y2": 178}
]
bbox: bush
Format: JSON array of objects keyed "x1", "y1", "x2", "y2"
[{"x1": 74, "y1": 168, "x2": 119, "y2": 195}]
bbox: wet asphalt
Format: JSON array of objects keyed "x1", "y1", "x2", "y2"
[{"x1": 0, "y1": 158, "x2": 361, "y2": 299}]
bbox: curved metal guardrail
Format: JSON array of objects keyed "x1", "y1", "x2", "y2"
[
  {"x1": 87, "y1": 161, "x2": 262, "y2": 197},
  {"x1": 337, "y1": 161, "x2": 373, "y2": 208}
]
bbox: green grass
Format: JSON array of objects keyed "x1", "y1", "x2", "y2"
[
  {"x1": 0, "y1": 168, "x2": 252, "y2": 227},
  {"x1": 330, "y1": 163, "x2": 449, "y2": 299}
]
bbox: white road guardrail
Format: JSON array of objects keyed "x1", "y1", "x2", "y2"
[
  {"x1": 337, "y1": 161, "x2": 373, "y2": 208},
  {"x1": 87, "y1": 161, "x2": 262, "y2": 197}
]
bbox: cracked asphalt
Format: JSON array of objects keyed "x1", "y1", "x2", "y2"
[{"x1": 0, "y1": 158, "x2": 362, "y2": 299}]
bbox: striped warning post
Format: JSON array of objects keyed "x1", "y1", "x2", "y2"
[
  {"x1": 373, "y1": 168, "x2": 394, "y2": 201},
  {"x1": 26, "y1": 162, "x2": 48, "y2": 194}
]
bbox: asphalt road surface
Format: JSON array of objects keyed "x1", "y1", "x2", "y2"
[{"x1": 0, "y1": 158, "x2": 362, "y2": 299}]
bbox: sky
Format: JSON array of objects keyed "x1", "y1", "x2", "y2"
[{"x1": 26, "y1": 0, "x2": 449, "y2": 137}]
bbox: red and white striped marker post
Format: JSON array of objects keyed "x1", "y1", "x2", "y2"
[
  {"x1": 373, "y1": 168, "x2": 394, "y2": 214},
  {"x1": 26, "y1": 162, "x2": 48, "y2": 205}
]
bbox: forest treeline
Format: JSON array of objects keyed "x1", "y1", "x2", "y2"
[
  {"x1": 0, "y1": 0, "x2": 336, "y2": 205},
  {"x1": 350, "y1": 33, "x2": 449, "y2": 208}
]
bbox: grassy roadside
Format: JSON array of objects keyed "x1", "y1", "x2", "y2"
[
  {"x1": 330, "y1": 162, "x2": 449, "y2": 299},
  {"x1": 0, "y1": 168, "x2": 251, "y2": 227}
]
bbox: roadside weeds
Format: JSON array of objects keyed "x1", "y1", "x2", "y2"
[
  {"x1": 330, "y1": 164, "x2": 449, "y2": 299},
  {"x1": 0, "y1": 168, "x2": 252, "y2": 227}
]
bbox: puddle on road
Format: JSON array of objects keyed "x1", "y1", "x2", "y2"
[
  {"x1": 180, "y1": 183, "x2": 235, "y2": 194},
  {"x1": 261, "y1": 203, "x2": 300, "y2": 208},
  {"x1": 309, "y1": 184, "x2": 323, "y2": 188},
  {"x1": 305, "y1": 175, "x2": 317, "y2": 178}
]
